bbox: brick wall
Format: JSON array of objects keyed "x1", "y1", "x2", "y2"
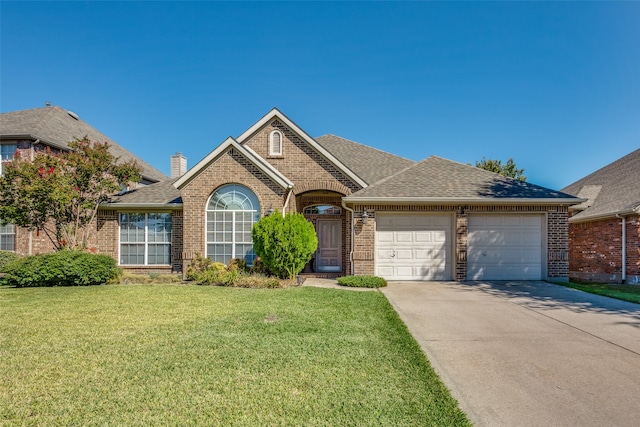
[
  {"x1": 569, "y1": 214, "x2": 640, "y2": 284},
  {"x1": 351, "y1": 204, "x2": 570, "y2": 281},
  {"x1": 179, "y1": 147, "x2": 286, "y2": 271}
]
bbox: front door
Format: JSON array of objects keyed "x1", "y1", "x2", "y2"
[{"x1": 316, "y1": 219, "x2": 342, "y2": 272}]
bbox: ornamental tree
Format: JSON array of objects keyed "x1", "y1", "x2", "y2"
[
  {"x1": 251, "y1": 212, "x2": 318, "y2": 279},
  {"x1": 0, "y1": 138, "x2": 142, "y2": 251},
  {"x1": 475, "y1": 157, "x2": 527, "y2": 181}
]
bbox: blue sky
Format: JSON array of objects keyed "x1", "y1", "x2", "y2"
[{"x1": 1, "y1": 1, "x2": 638, "y2": 190}]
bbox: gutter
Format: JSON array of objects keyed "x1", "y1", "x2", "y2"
[
  {"x1": 341, "y1": 196, "x2": 585, "y2": 205},
  {"x1": 341, "y1": 200, "x2": 355, "y2": 275},
  {"x1": 568, "y1": 207, "x2": 639, "y2": 224},
  {"x1": 100, "y1": 203, "x2": 183, "y2": 210}
]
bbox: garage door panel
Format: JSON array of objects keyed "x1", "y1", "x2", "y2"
[
  {"x1": 376, "y1": 214, "x2": 452, "y2": 281},
  {"x1": 468, "y1": 214, "x2": 543, "y2": 280}
]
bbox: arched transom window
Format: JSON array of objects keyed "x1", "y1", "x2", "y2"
[{"x1": 206, "y1": 184, "x2": 260, "y2": 265}]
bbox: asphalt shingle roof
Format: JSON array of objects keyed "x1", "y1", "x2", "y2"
[
  {"x1": 0, "y1": 106, "x2": 167, "y2": 182},
  {"x1": 561, "y1": 148, "x2": 640, "y2": 220},
  {"x1": 348, "y1": 156, "x2": 576, "y2": 201},
  {"x1": 107, "y1": 179, "x2": 182, "y2": 206},
  {"x1": 314, "y1": 134, "x2": 415, "y2": 185}
]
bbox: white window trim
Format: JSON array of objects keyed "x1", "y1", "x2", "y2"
[
  {"x1": 0, "y1": 222, "x2": 15, "y2": 251},
  {"x1": 205, "y1": 184, "x2": 260, "y2": 265},
  {"x1": 269, "y1": 130, "x2": 283, "y2": 156},
  {"x1": 118, "y1": 213, "x2": 172, "y2": 266}
]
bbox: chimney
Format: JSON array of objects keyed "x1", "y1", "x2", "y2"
[{"x1": 170, "y1": 152, "x2": 187, "y2": 178}]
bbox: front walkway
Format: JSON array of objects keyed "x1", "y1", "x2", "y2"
[{"x1": 380, "y1": 281, "x2": 640, "y2": 427}]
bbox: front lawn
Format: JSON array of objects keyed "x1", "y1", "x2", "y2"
[
  {"x1": 560, "y1": 281, "x2": 640, "y2": 304},
  {"x1": 0, "y1": 285, "x2": 470, "y2": 426}
]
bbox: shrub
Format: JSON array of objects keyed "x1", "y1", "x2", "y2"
[
  {"x1": 2, "y1": 250, "x2": 120, "y2": 287},
  {"x1": 249, "y1": 257, "x2": 272, "y2": 276},
  {"x1": 252, "y1": 212, "x2": 318, "y2": 279},
  {"x1": 0, "y1": 250, "x2": 19, "y2": 272},
  {"x1": 337, "y1": 275, "x2": 387, "y2": 288},
  {"x1": 227, "y1": 258, "x2": 248, "y2": 273},
  {"x1": 119, "y1": 272, "x2": 184, "y2": 284}
]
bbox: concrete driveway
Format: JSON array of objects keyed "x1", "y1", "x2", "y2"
[{"x1": 381, "y1": 281, "x2": 640, "y2": 427}]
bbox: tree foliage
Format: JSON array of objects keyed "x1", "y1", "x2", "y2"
[
  {"x1": 252, "y1": 212, "x2": 318, "y2": 279},
  {"x1": 0, "y1": 138, "x2": 142, "y2": 250},
  {"x1": 475, "y1": 157, "x2": 526, "y2": 181}
]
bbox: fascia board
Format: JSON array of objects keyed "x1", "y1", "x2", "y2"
[
  {"x1": 568, "y1": 207, "x2": 640, "y2": 223},
  {"x1": 342, "y1": 197, "x2": 586, "y2": 205},
  {"x1": 100, "y1": 203, "x2": 183, "y2": 210},
  {"x1": 0, "y1": 133, "x2": 68, "y2": 151},
  {"x1": 236, "y1": 108, "x2": 368, "y2": 189},
  {"x1": 174, "y1": 137, "x2": 292, "y2": 191}
]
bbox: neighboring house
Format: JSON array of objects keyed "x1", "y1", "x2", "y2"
[
  {"x1": 2, "y1": 106, "x2": 581, "y2": 281},
  {"x1": 561, "y1": 149, "x2": 640, "y2": 284},
  {"x1": 0, "y1": 105, "x2": 168, "y2": 254}
]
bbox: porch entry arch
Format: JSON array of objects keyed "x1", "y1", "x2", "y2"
[{"x1": 206, "y1": 184, "x2": 260, "y2": 265}]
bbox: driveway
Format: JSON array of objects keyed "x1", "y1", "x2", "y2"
[{"x1": 381, "y1": 281, "x2": 640, "y2": 427}]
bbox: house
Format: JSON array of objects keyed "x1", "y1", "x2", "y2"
[
  {"x1": 0, "y1": 105, "x2": 167, "y2": 254},
  {"x1": 561, "y1": 149, "x2": 640, "y2": 284},
  {"x1": 2, "y1": 106, "x2": 581, "y2": 281}
]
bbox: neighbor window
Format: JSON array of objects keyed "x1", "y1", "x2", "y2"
[
  {"x1": 206, "y1": 184, "x2": 260, "y2": 265},
  {"x1": 0, "y1": 144, "x2": 17, "y2": 175},
  {"x1": 269, "y1": 130, "x2": 283, "y2": 156},
  {"x1": 119, "y1": 213, "x2": 172, "y2": 265},
  {"x1": 0, "y1": 222, "x2": 15, "y2": 251}
]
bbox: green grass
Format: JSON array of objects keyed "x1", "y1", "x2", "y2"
[
  {"x1": 560, "y1": 281, "x2": 640, "y2": 304},
  {"x1": 0, "y1": 285, "x2": 470, "y2": 426}
]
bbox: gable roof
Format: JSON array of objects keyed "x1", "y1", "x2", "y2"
[
  {"x1": 104, "y1": 179, "x2": 183, "y2": 209},
  {"x1": 561, "y1": 148, "x2": 640, "y2": 221},
  {"x1": 0, "y1": 106, "x2": 167, "y2": 182},
  {"x1": 315, "y1": 134, "x2": 415, "y2": 185},
  {"x1": 344, "y1": 156, "x2": 580, "y2": 204},
  {"x1": 236, "y1": 109, "x2": 368, "y2": 189},
  {"x1": 173, "y1": 137, "x2": 294, "y2": 190}
]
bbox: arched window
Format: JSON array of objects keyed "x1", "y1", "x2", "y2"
[
  {"x1": 206, "y1": 184, "x2": 260, "y2": 265},
  {"x1": 269, "y1": 130, "x2": 283, "y2": 156}
]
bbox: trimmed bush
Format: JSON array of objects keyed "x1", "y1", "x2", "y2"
[
  {"x1": 0, "y1": 250, "x2": 19, "y2": 272},
  {"x1": 337, "y1": 275, "x2": 387, "y2": 288},
  {"x1": 2, "y1": 250, "x2": 120, "y2": 287},
  {"x1": 252, "y1": 212, "x2": 318, "y2": 279}
]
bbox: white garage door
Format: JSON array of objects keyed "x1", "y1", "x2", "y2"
[
  {"x1": 376, "y1": 214, "x2": 452, "y2": 281},
  {"x1": 467, "y1": 214, "x2": 543, "y2": 280}
]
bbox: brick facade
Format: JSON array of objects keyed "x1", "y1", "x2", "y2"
[
  {"x1": 569, "y1": 214, "x2": 640, "y2": 284},
  {"x1": 350, "y1": 204, "x2": 569, "y2": 281}
]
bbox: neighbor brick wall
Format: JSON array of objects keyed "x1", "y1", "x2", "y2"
[{"x1": 569, "y1": 214, "x2": 640, "y2": 284}]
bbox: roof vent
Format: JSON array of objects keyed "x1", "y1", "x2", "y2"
[{"x1": 67, "y1": 111, "x2": 80, "y2": 120}]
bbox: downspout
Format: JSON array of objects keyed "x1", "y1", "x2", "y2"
[
  {"x1": 616, "y1": 214, "x2": 626, "y2": 283},
  {"x1": 282, "y1": 185, "x2": 294, "y2": 216},
  {"x1": 341, "y1": 200, "x2": 355, "y2": 275}
]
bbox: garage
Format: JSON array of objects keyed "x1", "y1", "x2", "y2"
[
  {"x1": 467, "y1": 214, "x2": 544, "y2": 280},
  {"x1": 375, "y1": 213, "x2": 452, "y2": 280}
]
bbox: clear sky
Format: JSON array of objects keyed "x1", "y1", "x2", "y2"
[{"x1": 1, "y1": 1, "x2": 638, "y2": 190}]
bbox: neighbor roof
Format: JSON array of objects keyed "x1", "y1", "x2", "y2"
[
  {"x1": 561, "y1": 148, "x2": 640, "y2": 221},
  {"x1": 315, "y1": 134, "x2": 415, "y2": 185},
  {"x1": 344, "y1": 156, "x2": 579, "y2": 204},
  {"x1": 0, "y1": 106, "x2": 167, "y2": 182}
]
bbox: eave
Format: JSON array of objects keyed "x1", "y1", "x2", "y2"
[{"x1": 342, "y1": 196, "x2": 586, "y2": 206}]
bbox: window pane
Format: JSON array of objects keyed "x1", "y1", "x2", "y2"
[
  {"x1": 148, "y1": 244, "x2": 170, "y2": 265},
  {"x1": 120, "y1": 244, "x2": 144, "y2": 265}
]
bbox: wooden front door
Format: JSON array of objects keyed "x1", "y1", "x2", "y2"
[{"x1": 316, "y1": 219, "x2": 342, "y2": 272}]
